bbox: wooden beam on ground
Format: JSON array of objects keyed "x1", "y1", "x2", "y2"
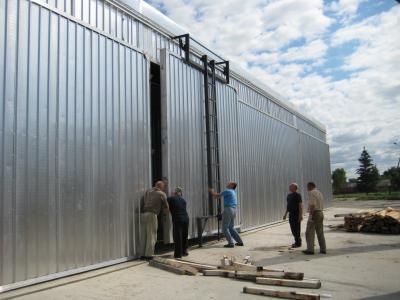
[
  {"x1": 243, "y1": 286, "x2": 320, "y2": 300},
  {"x1": 149, "y1": 260, "x2": 186, "y2": 275},
  {"x1": 220, "y1": 262, "x2": 284, "y2": 272},
  {"x1": 233, "y1": 270, "x2": 304, "y2": 281},
  {"x1": 169, "y1": 259, "x2": 218, "y2": 270},
  {"x1": 202, "y1": 269, "x2": 235, "y2": 277},
  {"x1": 152, "y1": 257, "x2": 198, "y2": 275},
  {"x1": 256, "y1": 277, "x2": 321, "y2": 289},
  {"x1": 334, "y1": 213, "x2": 364, "y2": 218}
]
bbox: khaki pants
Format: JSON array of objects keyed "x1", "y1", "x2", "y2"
[
  {"x1": 140, "y1": 212, "x2": 158, "y2": 257},
  {"x1": 305, "y1": 210, "x2": 326, "y2": 253}
]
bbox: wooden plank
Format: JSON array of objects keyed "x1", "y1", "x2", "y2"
[
  {"x1": 169, "y1": 259, "x2": 218, "y2": 270},
  {"x1": 256, "y1": 277, "x2": 321, "y2": 289},
  {"x1": 149, "y1": 260, "x2": 186, "y2": 275},
  {"x1": 202, "y1": 269, "x2": 235, "y2": 277},
  {"x1": 220, "y1": 262, "x2": 284, "y2": 272},
  {"x1": 153, "y1": 257, "x2": 198, "y2": 275},
  {"x1": 243, "y1": 286, "x2": 320, "y2": 300},
  {"x1": 220, "y1": 263, "x2": 258, "y2": 271},
  {"x1": 233, "y1": 271, "x2": 304, "y2": 281}
]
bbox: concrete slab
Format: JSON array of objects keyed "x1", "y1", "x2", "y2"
[{"x1": 2, "y1": 200, "x2": 400, "y2": 300}]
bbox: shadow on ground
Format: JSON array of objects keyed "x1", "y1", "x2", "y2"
[
  {"x1": 255, "y1": 242, "x2": 400, "y2": 266},
  {"x1": 358, "y1": 291, "x2": 400, "y2": 300}
]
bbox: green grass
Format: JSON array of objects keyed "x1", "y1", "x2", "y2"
[{"x1": 334, "y1": 192, "x2": 400, "y2": 201}]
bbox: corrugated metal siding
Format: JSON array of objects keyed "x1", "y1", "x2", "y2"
[
  {"x1": 160, "y1": 49, "x2": 206, "y2": 237},
  {"x1": 35, "y1": 0, "x2": 181, "y2": 59},
  {"x1": 298, "y1": 132, "x2": 332, "y2": 208},
  {"x1": 237, "y1": 102, "x2": 301, "y2": 230},
  {"x1": 37, "y1": 0, "x2": 325, "y2": 141},
  {"x1": 0, "y1": 0, "x2": 151, "y2": 286},
  {"x1": 216, "y1": 83, "x2": 241, "y2": 224},
  {"x1": 297, "y1": 118, "x2": 326, "y2": 143}
]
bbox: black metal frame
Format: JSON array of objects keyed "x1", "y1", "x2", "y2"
[
  {"x1": 171, "y1": 33, "x2": 190, "y2": 62},
  {"x1": 172, "y1": 34, "x2": 229, "y2": 84},
  {"x1": 215, "y1": 60, "x2": 230, "y2": 84}
]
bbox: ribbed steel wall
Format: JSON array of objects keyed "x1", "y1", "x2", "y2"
[
  {"x1": 33, "y1": 0, "x2": 183, "y2": 62},
  {"x1": 216, "y1": 83, "x2": 241, "y2": 224},
  {"x1": 298, "y1": 132, "x2": 333, "y2": 206},
  {"x1": 160, "y1": 50, "x2": 207, "y2": 237},
  {"x1": 0, "y1": 0, "x2": 151, "y2": 288},
  {"x1": 237, "y1": 102, "x2": 302, "y2": 230},
  {"x1": 33, "y1": 0, "x2": 326, "y2": 141}
]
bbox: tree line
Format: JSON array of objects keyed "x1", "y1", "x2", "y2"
[{"x1": 332, "y1": 148, "x2": 400, "y2": 194}]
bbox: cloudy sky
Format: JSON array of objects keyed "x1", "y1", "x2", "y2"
[{"x1": 144, "y1": 0, "x2": 400, "y2": 179}]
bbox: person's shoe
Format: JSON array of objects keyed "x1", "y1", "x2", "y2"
[
  {"x1": 320, "y1": 250, "x2": 327, "y2": 254},
  {"x1": 302, "y1": 250, "x2": 314, "y2": 255},
  {"x1": 174, "y1": 256, "x2": 182, "y2": 259},
  {"x1": 183, "y1": 252, "x2": 189, "y2": 256},
  {"x1": 223, "y1": 244, "x2": 234, "y2": 248},
  {"x1": 291, "y1": 243, "x2": 301, "y2": 248},
  {"x1": 235, "y1": 242, "x2": 244, "y2": 246}
]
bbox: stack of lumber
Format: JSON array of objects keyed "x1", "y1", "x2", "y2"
[
  {"x1": 204, "y1": 256, "x2": 321, "y2": 289},
  {"x1": 343, "y1": 207, "x2": 400, "y2": 234},
  {"x1": 149, "y1": 255, "x2": 324, "y2": 299}
]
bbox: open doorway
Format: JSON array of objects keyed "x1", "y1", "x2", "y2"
[
  {"x1": 150, "y1": 62, "x2": 162, "y2": 185},
  {"x1": 150, "y1": 62, "x2": 164, "y2": 242}
]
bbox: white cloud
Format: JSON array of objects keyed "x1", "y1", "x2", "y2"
[
  {"x1": 147, "y1": 0, "x2": 333, "y2": 56},
  {"x1": 329, "y1": 0, "x2": 361, "y2": 15},
  {"x1": 280, "y1": 39, "x2": 328, "y2": 62},
  {"x1": 328, "y1": 0, "x2": 362, "y2": 24}
]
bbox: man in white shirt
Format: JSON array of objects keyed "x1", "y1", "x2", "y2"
[{"x1": 303, "y1": 182, "x2": 327, "y2": 255}]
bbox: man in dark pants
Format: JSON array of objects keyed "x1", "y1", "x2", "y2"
[
  {"x1": 283, "y1": 183, "x2": 303, "y2": 248},
  {"x1": 167, "y1": 186, "x2": 189, "y2": 258}
]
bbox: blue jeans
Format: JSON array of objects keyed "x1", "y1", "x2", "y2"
[{"x1": 222, "y1": 207, "x2": 243, "y2": 245}]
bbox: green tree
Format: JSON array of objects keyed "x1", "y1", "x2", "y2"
[
  {"x1": 332, "y1": 168, "x2": 346, "y2": 194},
  {"x1": 356, "y1": 148, "x2": 380, "y2": 193},
  {"x1": 382, "y1": 167, "x2": 400, "y2": 190}
]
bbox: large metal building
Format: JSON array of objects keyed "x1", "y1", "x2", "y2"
[{"x1": 0, "y1": 0, "x2": 332, "y2": 291}]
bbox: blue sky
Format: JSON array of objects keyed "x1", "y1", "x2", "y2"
[{"x1": 144, "y1": 0, "x2": 400, "y2": 179}]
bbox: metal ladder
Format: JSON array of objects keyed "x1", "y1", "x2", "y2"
[
  {"x1": 202, "y1": 56, "x2": 222, "y2": 239},
  {"x1": 172, "y1": 34, "x2": 230, "y2": 246}
]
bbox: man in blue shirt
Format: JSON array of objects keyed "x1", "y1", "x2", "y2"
[{"x1": 210, "y1": 181, "x2": 244, "y2": 248}]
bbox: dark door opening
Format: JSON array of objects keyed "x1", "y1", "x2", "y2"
[
  {"x1": 150, "y1": 62, "x2": 164, "y2": 243},
  {"x1": 150, "y1": 62, "x2": 162, "y2": 186}
]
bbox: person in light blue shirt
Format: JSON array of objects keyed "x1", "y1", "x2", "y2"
[{"x1": 209, "y1": 181, "x2": 244, "y2": 248}]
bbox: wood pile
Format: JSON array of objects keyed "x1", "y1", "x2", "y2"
[
  {"x1": 149, "y1": 255, "x2": 325, "y2": 299},
  {"x1": 343, "y1": 207, "x2": 400, "y2": 234}
]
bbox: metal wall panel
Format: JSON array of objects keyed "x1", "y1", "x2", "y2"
[
  {"x1": 160, "y1": 49, "x2": 207, "y2": 237},
  {"x1": 0, "y1": 0, "x2": 150, "y2": 288},
  {"x1": 36, "y1": 0, "x2": 325, "y2": 140},
  {"x1": 237, "y1": 102, "x2": 301, "y2": 230},
  {"x1": 216, "y1": 83, "x2": 241, "y2": 224},
  {"x1": 298, "y1": 132, "x2": 333, "y2": 208}
]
